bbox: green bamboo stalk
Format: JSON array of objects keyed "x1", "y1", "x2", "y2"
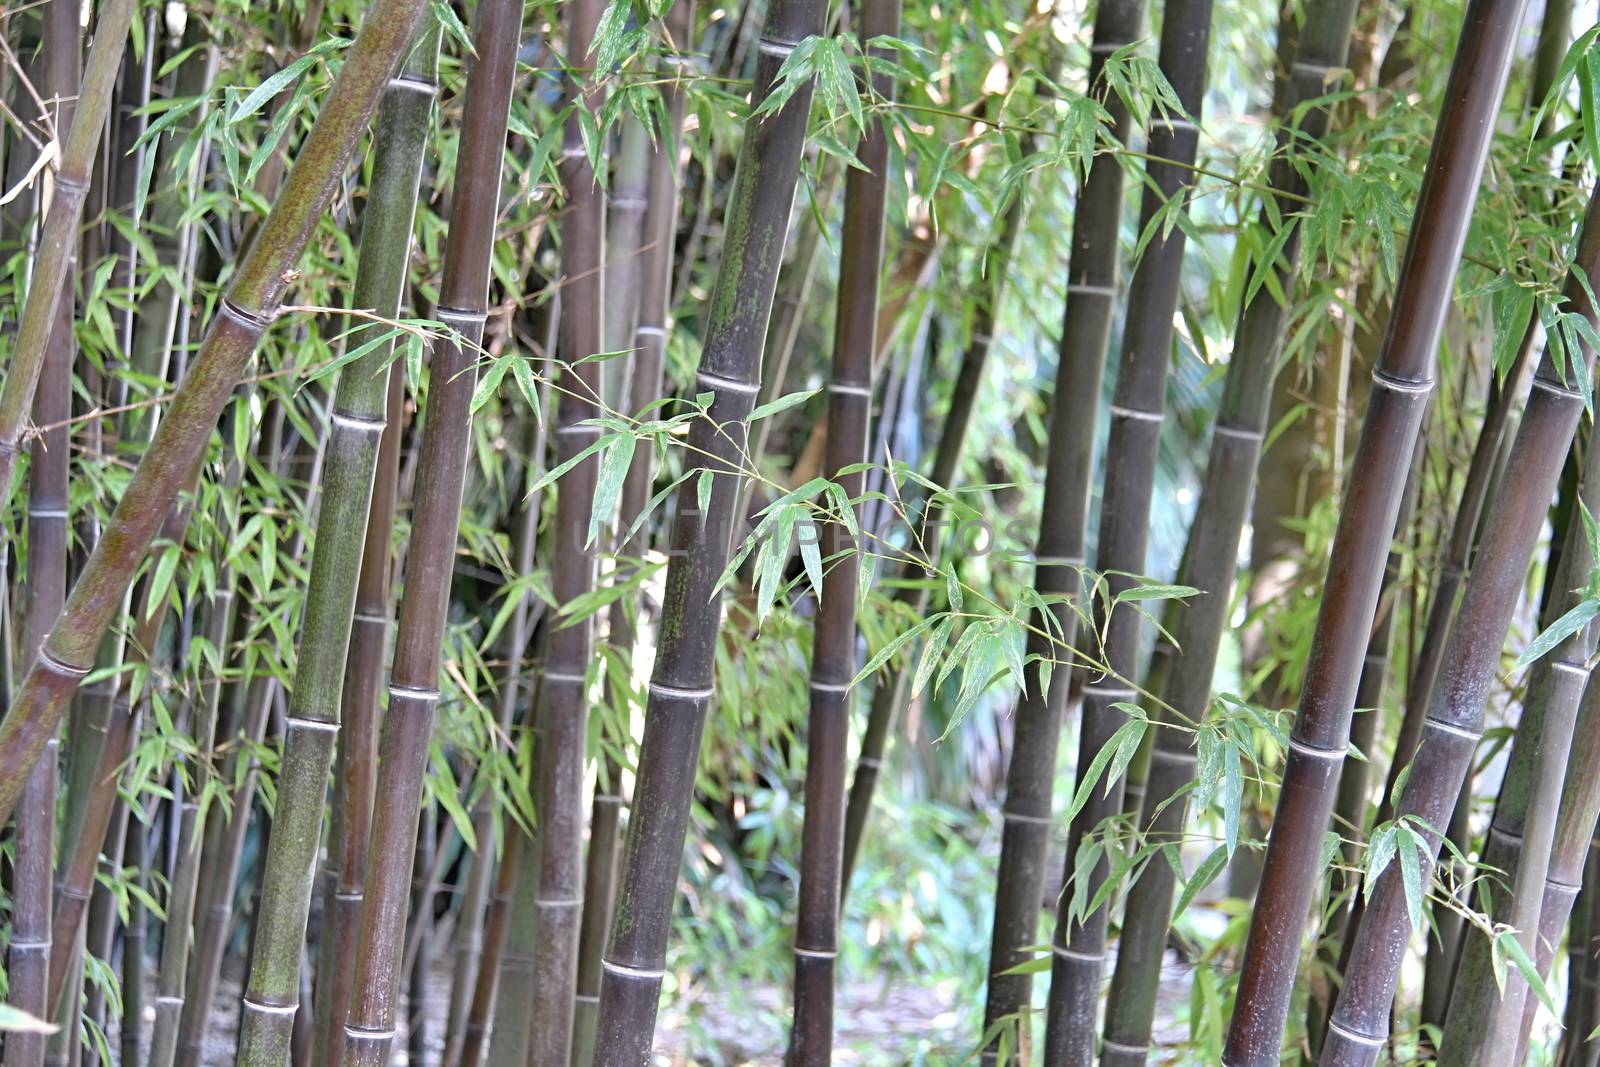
[
  {"x1": 519, "y1": 0, "x2": 611, "y2": 1058},
  {"x1": 230, "y1": 20, "x2": 438, "y2": 1064},
  {"x1": 1319, "y1": 88, "x2": 1588, "y2": 1067},
  {"x1": 338, "y1": 3, "x2": 519, "y2": 1063},
  {"x1": 1222, "y1": 1, "x2": 1526, "y2": 1059},
  {"x1": 0, "y1": 0, "x2": 137, "y2": 507},
  {"x1": 0, "y1": 0, "x2": 433, "y2": 849},
  {"x1": 1096, "y1": 4, "x2": 1366, "y2": 1062},
  {"x1": 1045, "y1": 3, "x2": 1214, "y2": 1060},
  {"x1": 297, "y1": 27, "x2": 440, "y2": 1067},
  {"x1": 573, "y1": 8, "x2": 693, "y2": 1063},
  {"x1": 589, "y1": 0, "x2": 827, "y2": 1057},
  {"x1": 787, "y1": 1, "x2": 899, "y2": 1060}
]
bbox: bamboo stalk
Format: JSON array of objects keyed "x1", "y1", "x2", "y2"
[
  {"x1": 175, "y1": 674, "x2": 277, "y2": 1067},
  {"x1": 0, "y1": 0, "x2": 137, "y2": 507},
  {"x1": 1044, "y1": 2, "x2": 1214, "y2": 1060},
  {"x1": 972, "y1": 4, "x2": 1142, "y2": 1058},
  {"x1": 787, "y1": 1, "x2": 899, "y2": 1060},
  {"x1": 148, "y1": 571, "x2": 239, "y2": 1067},
  {"x1": 338, "y1": 3, "x2": 520, "y2": 1063},
  {"x1": 518, "y1": 0, "x2": 611, "y2": 1058},
  {"x1": 1098, "y1": 5, "x2": 1363, "y2": 1062},
  {"x1": 231, "y1": 23, "x2": 439, "y2": 1067},
  {"x1": 572, "y1": 7, "x2": 693, "y2": 1063},
  {"x1": 297, "y1": 27, "x2": 440, "y2": 1067},
  {"x1": 1318, "y1": 97, "x2": 1590, "y2": 1067},
  {"x1": 588, "y1": 0, "x2": 827, "y2": 1056},
  {"x1": 442, "y1": 449, "x2": 544, "y2": 1067},
  {"x1": 5, "y1": 3, "x2": 76, "y2": 1058},
  {"x1": 1221, "y1": 1, "x2": 1526, "y2": 1060}
]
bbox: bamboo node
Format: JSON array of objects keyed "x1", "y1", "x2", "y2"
[
  {"x1": 1150, "y1": 117, "x2": 1198, "y2": 133},
  {"x1": 827, "y1": 381, "x2": 873, "y2": 397},
  {"x1": 757, "y1": 37, "x2": 799, "y2": 57},
  {"x1": 1109, "y1": 403, "x2": 1164, "y2": 423},
  {"x1": 1551, "y1": 659, "x2": 1589, "y2": 677},
  {"x1": 28, "y1": 507, "x2": 68, "y2": 518},
  {"x1": 1287, "y1": 737, "x2": 1344, "y2": 761},
  {"x1": 1370, "y1": 368, "x2": 1433, "y2": 395},
  {"x1": 544, "y1": 669, "x2": 587, "y2": 684},
  {"x1": 697, "y1": 370, "x2": 759, "y2": 395},
  {"x1": 353, "y1": 610, "x2": 390, "y2": 625},
  {"x1": 219, "y1": 298, "x2": 276, "y2": 331},
  {"x1": 1084, "y1": 683, "x2": 1135, "y2": 699},
  {"x1": 331, "y1": 410, "x2": 387, "y2": 431},
  {"x1": 1102, "y1": 1038, "x2": 1150, "y2": 1055},
  {"x1": 387, "y1": 683, "x2": 441, "y2": 702},
  {"x1": 809, "y1": 680, "x2": 852, "y2": 694},
  {"x1": 1421, "y1": 715, "x2": 1480, "y2": 743},
  {"x1": 241, "y1": 997, "x2": 299, "y2": 1015},
  {"x1": 1051, "y1": 944, "x2": 1103, "y2": 963},
  {"x1": 794, "y1": 946, "x2": 838, "y2": 959},
  {"x1": 1326, "y1": 1019, "x2": 1386, "y2": 1047},
  {"x1": 635, "y1": 325, "x2": 668, "y2": 339},
  {"x1": 602, "y1": 958, "x2": 666, "y2": 980},
  {"x1": 1212, "y1": 423, "x2": 1264, "y2": 442},
  {"x1": 36, "y1": 647, "x2": 90, "y2": 679},
  {"x1": 1002, "y1": 809, "x2": 1052, "y2": 826},
  {"x1": 1531, "y1": 373, "x2": 1584, "y2": 399},
  {"x1": 1152, "y1": 747, "x2": 1199, "y2": 765},
  {"x1": 286, "y1": 714, "x2": 340, "y2": 732},
  {"x1": 435, "y1": 306, "x2": 488, "y2": 327},
  {"x1": 1067, "y1": 282, "x2": 1117, "y2": 297},
  {"x1": 649, "y1": 680, "x2": 715, "y2": 700},
  {"x1": 387, "y1": 74, "x2": 437, "y2": 96}
]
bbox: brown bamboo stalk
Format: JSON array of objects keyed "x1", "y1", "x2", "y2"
[
  {"x1": 588, "y1": 0, "x2": 828, "y2": 1057},
  {"x1": 787, "y1": 0, "x2": 899, "y2": 1059},
  {"x1": 338, "y1": 2, "x2": 521, "y2": 1062}
]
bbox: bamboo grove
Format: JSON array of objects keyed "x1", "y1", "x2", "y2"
[{"x1": 13, "y1": 0, "x2": 1600, "y2": 1063}]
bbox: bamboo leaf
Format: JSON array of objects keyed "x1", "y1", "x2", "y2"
[
  {"x1": 748, "y1": 387, "x2": 820, "y2": 423},
  {"x1": 851, "y1": 622, "x2": 926, "y2": 688},
  {"x1": 798, "y1": 517, "x2": 824, "y2": 602},
  {"x1": 1221, "y1": 741, "x2": 1243, "y2": 856},
  {"x1": 0, "y1": 1005, "x2": 57, "y2": 1035},
  {"x1": 911, "y1": 615, "x2": 954, "y2": 697},
  {"x1": 1397, "y1": 825, "x2": 1424, "y2": 936},
  {"x1": 1066, "y1": 717, "x2": 1147, "y2": 825},
  {"x1": 229, "y1": 41, "x2": 343, "y2": 126},
  {"x1": 1173, "y1": 845, "x2": 1227, "y2": 922},
  {"x1": 587, "y1": 434, "x2": 636, "y2": 547},
  {"x1": 1513, "y1": 598, "x2": 1600, "y2": 670}
]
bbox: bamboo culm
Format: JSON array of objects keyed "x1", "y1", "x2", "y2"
[
  {"x1": 0, "y1": 0, "x2": 137, "y2": 507},
  {"x1": 299, "y1": 27, "x2": 439, "y2": 1066},
  {"x1": 975, "y1": 3, "x2": 1142, "y2": 1058},
  {"x1": 1439, "y1": 375, "x2": 1600, "y2": 1061},
  {"x1": 573, "y1": 7, "x2": 694, "y2": 1063},
  {"x1": 227, "y1": 25, "x2": 438, "y2": 1067},
  {"x1": 338, "y1": 3, "x2": 520, "y2": 1064},
  {"x1": 589, "y1": 0, "x2": 828, "y2": 1057},
  {"x1": 513, "y1": 1, "x2": 611, "y2": 1060},
  {"x1": 6, "y1": 4, "x2": 78, "y2": 1055},
  {"x1": 1320, "y1": 71, "x2": 1586, "y2": 1067},
  {"x1": 1045, "y1": 2, "x2": 1214, "y2": 1060},
  {"x1": 1100, "y1": 2, "x2": 1363, "y2": 1061},
  {"x1": 788, "y1": 0, "x2": 900, "y2": 1060},
  {"x1": 1222, "y1": 1, "x2": 1527, "y2": 1060}
]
